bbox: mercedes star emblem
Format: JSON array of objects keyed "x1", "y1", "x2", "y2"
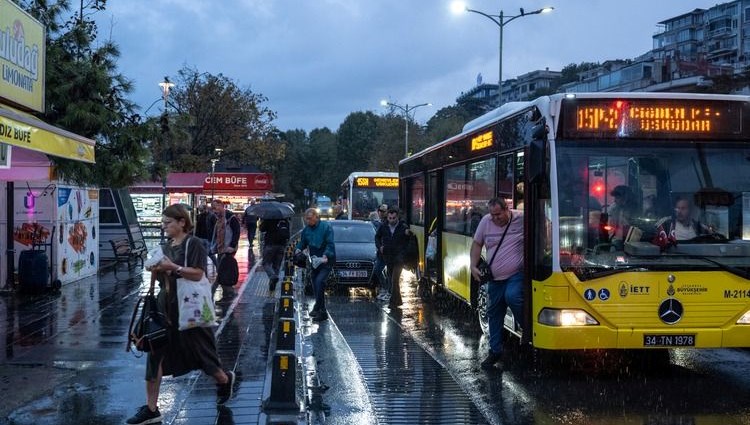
[{"x1": 658, "y1": 298, "x2": 684, "y2": 325}]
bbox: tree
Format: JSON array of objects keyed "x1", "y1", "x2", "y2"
[
  {"x1": 24, "y1": 0, "x2": 150, "y2": 188},
  {"x1": 368, "y1": 114, "x2": 406, "y2": 171},
  {"x1": 166, "y1": 67, "x2": 278, "y2": 173},
  {"x1": 335, "y1": 111, "x2": 379, "y2": 184},
  {"x1": 275, "y1": 129, "x2": 309, "y2": 205},
  {"x1": 559, "y1": 62, "x2": 600, "y2": 86}
]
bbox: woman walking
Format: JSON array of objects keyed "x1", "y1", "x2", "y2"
[{"x1": 126, "y1": 204, "x2": 235, "y2": 425}]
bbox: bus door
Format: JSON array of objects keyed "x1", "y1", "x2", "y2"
[
  {"x1": 424, "y1": 170, "x2": 441, "y2": 284},
  {"x1": 498, "y1": 151, "x2": 526, "y2": 334}
]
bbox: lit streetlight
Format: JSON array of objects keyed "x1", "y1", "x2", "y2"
[
  {"x1": 209, "y1": 148, "x2": 224, "y2": 204},
  {"x1": 159, "y1": 76, "x2": 175, "y2": 243},
  {"x1": 451, "y1": 2, "x2": 553, "y2": 104},
  {"x1": 380, "y1": 99, "x2": 431, "y2": 157}
]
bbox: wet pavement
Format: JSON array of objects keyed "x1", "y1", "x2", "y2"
[
  {"x1": 314, "y1": 271, "x2": 750, "y2": 425},
  {"x1": 6, "y1": 230, "x2": 750, "y2": 425},
  {"x1": 0, "y1": 237, "x2": 277, "y2": 425}
]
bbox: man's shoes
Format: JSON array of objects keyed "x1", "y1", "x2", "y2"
[
  {"x1": 125, "y1": 405, "x2": 162, "y2": 425},
  {"x1": 217, "y1": 370, "x2": 236, "y2": 405},
  {"x1": 312, "y1": 311, "x2": 329, "y2": 322},
  {"x1": 481, "y1": 351, "x2": 503, "y2": 369}
]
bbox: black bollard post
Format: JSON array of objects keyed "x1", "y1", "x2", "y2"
[
  {"x1": 278, "y1": 296, "x2": 294, "y2": 318},
  {"x1": 262, "y1": 351, "x2": 299, "y2": 410},
  {"x1": 280, "y1": 279, "x2": 293, "y2": 296},
  {"x1": 275, "y1": 318, "x2": 296, "y2": 351}
]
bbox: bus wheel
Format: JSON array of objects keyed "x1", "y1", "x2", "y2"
[{"x1": 477, "y1": 283, "x2": 489, "y2": 335}]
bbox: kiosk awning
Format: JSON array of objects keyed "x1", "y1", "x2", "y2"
[{"x1": 0, "y1": 105, "x2": 95, "y2": 163}]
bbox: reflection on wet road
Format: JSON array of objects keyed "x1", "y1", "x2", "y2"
[{"x1": 323, "y1": 272, "x2": 750, "y2": 425}]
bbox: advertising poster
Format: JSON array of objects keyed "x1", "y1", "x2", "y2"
[
  {"x1": 56, "y1": 186, "x2": 99, "y2": 283},
  {"x1": 13, "y1": 182, "x2": 99, "y2": 286}
]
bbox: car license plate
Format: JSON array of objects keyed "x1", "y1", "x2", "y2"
[
  {"x1": 339, "y1": 270, "x2": 367, "y2": 278},
  {"x1": 643, "y1": 334, "x2": 695, "y2": 347}
]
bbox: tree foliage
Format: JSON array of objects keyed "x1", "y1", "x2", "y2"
[
  {"x1": 165, "y1": 67, "x2": 279, "y2": 173},
  {"x1": 23, "y1": 0, "x2": 150, "y2": 188}
]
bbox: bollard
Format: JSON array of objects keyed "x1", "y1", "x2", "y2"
[
  {"x1": 275, "y1": 318, "x2": 295, "y2": 351},
  {"x1": 262, "y1": 351, "x2": 299, "y2": 410},
  {"x1": 280, "y1": 279, "x2": 293, "y2": 296},
  {"x1": 285, "y1": 260, "x2": 294, "y2": 277},
  {"x1": 278, "y1": 296, "x2": 294, "y2": 318}
]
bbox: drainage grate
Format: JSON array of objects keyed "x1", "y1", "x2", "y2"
[{"x1": 335, "y1": 309, "x2": 489, "y2": 425}]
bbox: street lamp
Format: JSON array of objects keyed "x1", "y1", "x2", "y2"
[
  {"x1": 158, "y1": 76, "x2": 174, "y2": 243},
  {"x1": 380, "y1": 99, "x2": 431, "y2": 157},
  {"x1": 209, "y1": 148, "x2": 223, "y2": 205},
  {"x1": 451, "y1": 2, "x2": 553, "y2": 105}
]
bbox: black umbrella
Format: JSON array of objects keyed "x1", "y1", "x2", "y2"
[{"x1": 246, "y1": 201, "x2": 294, "y2": 219}]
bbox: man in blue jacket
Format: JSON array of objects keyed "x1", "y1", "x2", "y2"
[{"x1": 295, "y1": 208, "x2": 336, "y2": 321}]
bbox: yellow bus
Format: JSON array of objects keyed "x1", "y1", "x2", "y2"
[
  {"x1": 399, "y1": 92, "x2": 750, "y2": 350},
  {"x1": 340, "y1": 171, "x2": 399, "y2": 220}
]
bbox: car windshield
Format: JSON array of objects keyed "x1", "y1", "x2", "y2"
[
  {"x1": 556, "y1": 140, "x2": 750, "y2": 280},
  {"x1": 331, "y1": 223, "x2": 375, "y2": 243}
]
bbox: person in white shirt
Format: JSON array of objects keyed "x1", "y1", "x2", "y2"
[{"x1": 656, "y1": 196, "x2": 713, "y2": 241}]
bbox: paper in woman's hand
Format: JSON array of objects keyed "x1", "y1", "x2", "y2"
[{"x1": 144, "y1": 246, "x2": 165, "y2": 268}]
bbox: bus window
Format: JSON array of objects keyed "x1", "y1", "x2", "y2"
[
  {"x1": 407, "y1": 175, "x2": 425, "y2": 226},
  {"x1": 444, "y1": 158, "x2": 495, "y2": 236}
]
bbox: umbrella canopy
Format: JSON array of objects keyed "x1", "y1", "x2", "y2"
[{"x1": 246, "y1": 201, "x2": 294, "y2": 219}]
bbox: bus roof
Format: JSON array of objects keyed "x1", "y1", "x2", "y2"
[{"x1": 400, "y1": 92, "x2": 750, "y2": 166}]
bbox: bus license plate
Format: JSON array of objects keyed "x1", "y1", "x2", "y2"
[
  {"x1": 643, "y1": 334, "x2": 695, "y2": 347},
  {"x1": 339, "y1": 270, "x2": 367, "y2": 278}
]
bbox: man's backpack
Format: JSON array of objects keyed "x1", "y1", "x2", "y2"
[{"x1": 275, "y1": 219, "x2": 290, "y2": 243}]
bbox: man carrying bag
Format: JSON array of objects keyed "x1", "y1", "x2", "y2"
[
  {"x1": 469, "y1": 198, "x2": 524, "y2": 370},
  {"x1": 212, "y1": 200, "x2": 240, "y2": 297}
]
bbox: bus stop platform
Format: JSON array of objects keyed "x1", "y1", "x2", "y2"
[{"x1": 0, "y1": 237, "x2": 294, "y2": 425}]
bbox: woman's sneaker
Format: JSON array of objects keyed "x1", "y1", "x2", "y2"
[
  {"x1": 217, "y1": 370, "x2": 236, "y2": 405},
  {"x1": 126, "y1": 405, "x2": 162, "y2": 425}
]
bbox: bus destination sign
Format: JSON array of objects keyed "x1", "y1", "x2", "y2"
[
  {"x1": 564, "y1": 99, "x2": 743, "y2": 139},
  {"x1": 470, "y1": 130, "x2": 493, "y2": 151},
  {"x1": 355, "y1": 177, "x2": 399, "y2": 188}
]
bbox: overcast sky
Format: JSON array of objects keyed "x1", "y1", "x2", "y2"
[{"x1": 96, "y1": 0, "x2": 714, "y2": 132}]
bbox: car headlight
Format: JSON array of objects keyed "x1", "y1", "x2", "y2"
[
  {"x1": 315, "y1": 208, "x2": 321, "y2": 213},
  {"x1": 538, "y1": 308, "x2": 599, "y2": 326},
  {"x1": 737, "y1": 310, "x2": 750, "y2": 324}
]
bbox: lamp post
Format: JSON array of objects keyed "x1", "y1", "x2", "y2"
[
  {"x1": 209, "y1": 148, "x2": 223, "y2": 205},
  {"x1": 452, "y1": 2, "x2": 553, "y2": 105},
  {"x1": 158, "y1": 76, "x2": 174, "y2": 243},
  {"x1": 380, "y1": 100, "x2": 431, "y2": 157}
]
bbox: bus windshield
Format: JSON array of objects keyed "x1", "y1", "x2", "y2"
[
  {"x1": 351, "y1": 187, "x2": 398, "y2": 220},
  {"x1": 556, "y1": 140, "x2": 750, "y2": 279}
]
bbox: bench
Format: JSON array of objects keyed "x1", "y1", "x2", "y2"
[{"x1": 108, "y1": 238, "x2": 147, "y2": 270}]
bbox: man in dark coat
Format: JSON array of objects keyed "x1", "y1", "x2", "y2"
[
  {"x1": 212, "y1": 200, "x2": 240, "y2": 296},
  {"x1": 259, "y1": 218, "x2": 290, "y2": 291},
  {"x1": 243, "y1": 202, "x2": 259, "y2": 248},
  {"x1": 375, "y1": 208, "x2": 411, "y2": 308}
]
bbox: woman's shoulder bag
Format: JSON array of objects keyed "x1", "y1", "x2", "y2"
[{"x1": 127, "y1": 277, "x2": 169, "y2": 354}]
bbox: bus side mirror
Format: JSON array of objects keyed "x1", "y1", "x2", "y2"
[{"x1": 528, "y1": 123, "x2": 548, "y2": 184}]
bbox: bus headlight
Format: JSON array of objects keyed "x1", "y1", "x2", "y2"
[
  {"x1": 315, "y1": 208, "x2": 321, "y2": 213},
  {"x1": 737, "y1": 310, "x2": 750, "y2": 324},
  {"x1": 538, "y1": 308, "x2": 599, "y2": 326}
]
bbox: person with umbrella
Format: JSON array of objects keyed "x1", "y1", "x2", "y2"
[
  {"x1": 246, "y1": 200, "x2": 295, "y2": 292},
  {"x1": 259, "y1": 217, "x2": 290, "y2": 291}
]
